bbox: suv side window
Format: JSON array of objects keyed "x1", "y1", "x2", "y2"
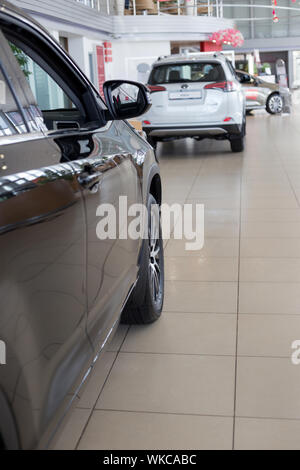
[
  {"x1": 23, "y1": 52, "x2": 75, "y2": 113},
  {"x1": 7, "y1": 39, "x2": 83, "y2": 132},
  {"x1": 1, "y1": 26, "x2": 103, "y2": 135},
  {"x1": 0, "y1": 70, "x2": 26, "y2": 136},
  {"x1": 0, "y1": 31, "x2": 32, "y2": 135},
  {"x1": 226, "y1": 60, "x2": 237, "y2": 79}
]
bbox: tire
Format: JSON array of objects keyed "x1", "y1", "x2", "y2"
[
  {"x1": 121, "y1": 194, "x2": 164, "y2": 324},
  {"x1": 230, "y1": 117, "x2": 245, "y2": 153},
  {"x1": 266, "y1": 93, "x2": 283, "y2": 114},
  {"x1": 230, "y1": 137, "x2": 244, "y2": 153}
]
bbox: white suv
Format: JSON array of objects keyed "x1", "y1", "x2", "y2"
[{"x1": 143, "y1": 53, "x2": 246, "y2": 152}]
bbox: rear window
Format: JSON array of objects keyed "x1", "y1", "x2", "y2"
[{"x1": 148, "y1": 62, "x2": 226, "y2": 85}]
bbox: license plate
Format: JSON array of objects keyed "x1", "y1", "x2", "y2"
[{"x1": 169, "y1": 91, "x2": 202, "y2": 100}]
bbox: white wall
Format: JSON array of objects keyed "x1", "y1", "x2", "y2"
[
  {"x1": 38, "y1": 29, "x2": 170, "y2": 88},
  {"x1": 110, "y1": 40, "x2": 171, "y2": 82},
  {"x1": 73, "y1": 38, "x2": 171, "y2": 86},
  {"x1": 45, "y1": 30, "x2": 107, "y2": 87},
  {"x1": 292, "y1": 50, "x2": 300, "y2": 88},
  {"x1": 68, "y1": 36, "x2": 91, "y2": 75}
]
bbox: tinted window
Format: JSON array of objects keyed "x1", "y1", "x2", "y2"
[
  {"x1": 236, "y1": 70, "x2": 256, "y2": 85},
  {"x1": 8, "y1": 41, "x2": 81, "y2": 131},
  {"x1": 0, "y1": 32, "x2": 30, "y2": 135},
  {"x1": 226, "y1": 60, "x2": 237, "y2": 78},
  {"x1": 0, "y1": 75, "x2": 27, "y2": 136},
  {"x1": 149, "y1": 62, "x2": 226, "y2": 85}
]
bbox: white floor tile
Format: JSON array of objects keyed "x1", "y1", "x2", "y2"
[
  {"x1": 235, "y1": 418, "x2": 300, "y2": 450},
  {"x1": 75, "y1": 108, "x2": 300, "y2": 451},
  {"x1": 122, "y1": 313, "x2": 237, "y2": 356},
  {"x1": 96, "y1": 353, "x2": 236, "y2": 416},
  {"x1": 79, "y1": 411, "x2": 233, "y2": 450}
]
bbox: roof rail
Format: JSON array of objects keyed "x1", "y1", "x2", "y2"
[{"x1": 155, "y1": 51, "x2": 231, "y2": 63}]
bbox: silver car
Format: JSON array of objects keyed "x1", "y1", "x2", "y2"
[{"x1": 236, "y1": 70, "x2": 288, "y2": 114}]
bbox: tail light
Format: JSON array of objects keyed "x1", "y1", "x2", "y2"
[
  {"x1": 147, "y1": 85, "x2": 166, "y2": 93},
  {"x1": 204, "y1": 81, "x2": 237, "y2": 92}
]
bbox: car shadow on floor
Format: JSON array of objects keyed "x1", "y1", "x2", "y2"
[{"x1": 156, "y1": 137, "x2": 240, "y2": 160}]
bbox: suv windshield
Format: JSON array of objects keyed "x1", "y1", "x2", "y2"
[{"x1": 148, "y1": 62, "x2": 226, "y2": 85}]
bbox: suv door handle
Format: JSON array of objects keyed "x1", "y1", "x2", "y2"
[{"x1": 78, "y1": 171, "x2": 102, "y2": 191}]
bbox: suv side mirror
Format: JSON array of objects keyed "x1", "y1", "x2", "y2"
[{"x1": 103, "y1": 80, "x2": 152, "y2": 120}]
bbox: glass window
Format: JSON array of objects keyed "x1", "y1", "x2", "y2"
[
  {"x1": 23, "y1": 56, "x2": 75, "y2": 113},
  {"x1": 0, "y1": 33, "x2": 48, "y2": 134},
  {"x1": 271, "y1": 0, "x2": 289, "y2": 38},
  {"x1": 252, "y1": 0, "x2": 272, "y2": 39},
  {"x1": 89, "y1": 52, "x2": 96, "y2": 86},
  {"x1": 290, "y1": 16, "x2": 300, "y2": 37},
  {"x1": 0, "y1": 69, "x2": 27, "y2": 136},
  {"x1": 149, "y1": 62, "x2": 226, "y2": 85},
  {"x1": 226, "y1": 60, "x2": 237, "y2": 78},
  {"x1": 223, "y1": 0, "x2": 251, "y2": 40},
  {"x1": 0, "y1": 35, "x2": 30, "y2": 135},
  {"x1": 2, "y1": 32, "x2": 84, "y2": 132}
]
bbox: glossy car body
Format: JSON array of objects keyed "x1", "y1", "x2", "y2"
[
  {"x1": 143, "y1": 53, "x2": 245, "y2": 148},
  {"x1": 236, "y1": 70, "x2": 289, "y2": 114},
  {"x1": 0, "y1": 1, "x2": 162, "y2": 449}
]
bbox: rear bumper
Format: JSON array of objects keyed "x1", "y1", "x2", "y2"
[{"x1": 144, "y1": 124, "x2": 242, "y2": 139}]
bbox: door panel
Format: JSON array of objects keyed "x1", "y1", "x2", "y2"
[
  {"x1": 0, "y1": 18, "x2": 146, "y2": 449},
  {"x1": 0, "y1": 134, "x2": 90, "y2": 449},
  {"x1": 241, "y1": 76, "x2": 266, "y2": 108},
  {"x1": 243, "y1": 85, "x2": 265, "y2": 107},
  {"x1": 0, "y1": 31, "x2": 95, "y2": 448},
  {"x1": 79, "y1": 120, "x2": 144, "y2": 350}
]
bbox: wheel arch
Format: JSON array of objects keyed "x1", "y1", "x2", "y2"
[
  {"x1": 268, "y1": 90, "x2": 280, "y2": 99},
  {"x1": 149, "y1": 172, "x2": 162, "y2": 206},
  {"x1": 137, "y1": 164, "x2": 162, "y2": 267}
]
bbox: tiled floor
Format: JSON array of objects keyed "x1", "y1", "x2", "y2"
[{"x1": 55, "y1": 108, "x2": 300, "y2": 450}]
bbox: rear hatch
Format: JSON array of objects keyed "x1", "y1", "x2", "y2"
[{"x1": 147, "y1": 61, "x2": 231, "y2": 125}]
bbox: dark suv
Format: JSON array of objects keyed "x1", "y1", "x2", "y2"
[{"x1": 0, "y1": 1, "x2": 164, "y2": 449}]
